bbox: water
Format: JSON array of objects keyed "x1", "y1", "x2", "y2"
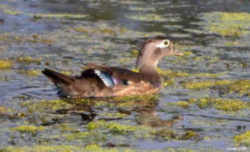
[{"x1": 0, "y1": 0, "x2": 250, "y2": 151}]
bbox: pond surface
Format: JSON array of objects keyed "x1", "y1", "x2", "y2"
[{"x1": 0, "y1": 0, "x2": 250, "y2": 151}]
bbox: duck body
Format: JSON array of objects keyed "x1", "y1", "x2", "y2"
[
  {"x1": 42, "y1": 37, "x2": 183, "y2": 98},
  {"x1": 43, "y1": 64, "x2": 161, "y2": 98}
]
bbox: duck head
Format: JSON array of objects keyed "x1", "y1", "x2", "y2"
[{"x1": 136, "y1": 37, "x2": 183, "y2": 71}]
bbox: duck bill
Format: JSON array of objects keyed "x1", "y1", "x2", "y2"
[{"x1": 174, "y1": 49, "x2": 184, "y2": 56}]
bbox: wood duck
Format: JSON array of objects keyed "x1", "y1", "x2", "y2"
[{"x1": 42, "y1": 37, "x2": 183, "y2": 98}]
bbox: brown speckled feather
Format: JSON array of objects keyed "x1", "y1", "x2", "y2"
[{"x1": 42, "y1": 37, "x2": 183, "y2": 98}]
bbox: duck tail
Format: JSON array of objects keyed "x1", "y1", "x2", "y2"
[{"x1": 42, "y1": 68, "x2": 74, "y2": 85}]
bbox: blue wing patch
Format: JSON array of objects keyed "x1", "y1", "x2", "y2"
[{"x1": 94, "y1": 70, "x2": 115, "y2": 88}]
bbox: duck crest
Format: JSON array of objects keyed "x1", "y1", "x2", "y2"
[{"x1": 42, "y1": 36, "x2": 183, "y2": 98}]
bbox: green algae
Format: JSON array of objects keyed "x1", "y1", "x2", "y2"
[
  {"x1": 234, "y1": 130, "x2": 250, "y2": 146},
  {"x1": 152, "y1": 129, "x2": 200, "y2": 141},
  {"x1": 175, "y1": 101, "x2": 190, "y2": 109},
  {"x1": 11, "y1": 125, "x2": 45, "y2": 134},
  {"x1": 16, "y1": 56, "x2": 42, "y2": 64},
  {"x1": 198, "y1": 98, "x2": 247, "y2": 111},
  {"x1": 179, "y1": 131, "x2": 200, "y2": 140},
  {"x1": 126, "y1": 13, "x2": 166, "y2": 22},
  {"x1": 183, "y1": 80, "x2": 234, "y2": 90},
  {"x1": 33, "y1": 13, "x2": 88, "y2": 19},
  {"x1": 0, "y1": 4, "x2": 87, "y2": 20},
  {"x1": 64, "y1": 131, "x2": 90, "y2": 141},
  {"x1": 203, "y1": 12, "x2": 250, "y2": 37},
  {"x1": 228, "y1": 80, "x2": 250, "y2": 96},
  {"x1": 183, "y1": 79, "x2": 250, "y2": 96},
  {"x1": 0, "y1": 145, "x2": 82, "y2": 152},
  {"x1": 0, "y1": 5, "x2": 22, "y2": 16},
  {"x1": 18, "y1": 69, "x2": 41, "y2": 77},
  {"x1": 174, "y1": 98, "x2": 248, "y2": 112},
  {"x1": 21, "y1": 99, "x2": 73, "y2": 113},
  {"x1": 87, "y1": 120, "x2": 137, "y2": 134},
  {"x1": 0, "y1": 145, "x2": 204, "y2": 152},
  {"x1": 0, "y1": 33, "x2": 53, "y2": 45},
  {"x1": 87, "y1": 120, "x2": 154, "y2": 139},
  {"x1": 0, "y1": 60, "x2": 12, "y2": 69},
  {"x1": 99, "y1": 112, "x2": 128, "y2": 119},
  {"x1": 0, "y1": 144, "x2": 152, "y2": 152}
]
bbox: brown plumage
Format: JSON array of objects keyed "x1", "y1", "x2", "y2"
[{"x1": 42, "y1": 37, "x2": 183, "y2": 98}]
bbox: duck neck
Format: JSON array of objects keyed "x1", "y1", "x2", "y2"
[{"x1": 139, "y1": 64, "x2": 162, "y2": 87}]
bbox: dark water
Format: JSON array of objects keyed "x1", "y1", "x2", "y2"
[{"x1": 0, "y1": 0, "x2": 250, "y2": 151}]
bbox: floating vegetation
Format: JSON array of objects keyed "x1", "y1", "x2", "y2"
[
  {"x1": 175, "y1": 101, "x2": 190, "y2": 109},
  {"x1": 203, "y1": 12, "x2": 250, "y2": 37},
  {"x1": 234, "y1": 130, "x2": 250, "y2": 146},
  {"x1": 174, "y1": 98, "x2": 248, "y2": 112},
  {"x1": 16, "y1": 56, "x2": 41, "y2": 64},
  {"x1": 228, "y1": 80, "x2": 250, "y2": 96},
  {"x1": 0, "y1": 144, "x2": 166, "y2": 152},
  {"x1": 197, "y1": 98, "x2": 247, "y2": 112},
  {"x1": 126, "y1": 13, "x2": 166, "y2": 22},
  {"x1": 18, "y1": 69, "x2": 41, "y2": 77},
  {"x1": 152, "y1": 129, "x2": 200, "y2": 141},
  {"x1": 11, "y1": 125, "x2": 45, "y2": 134},
  {"x1": 0, "y1": 33, "x2": 53, "y2": 45},
  {"x1": 87, "y1": 120, "x2": 153, "y2": 138},
  {"x1": 183, "y1": 80, "x2": 234, "y2": 90},
  {"x1": 63, "y1": 131, "x2": 91, "y2": 141},
  {"x1": 0, "y1": 4, "x2": 87, "y2": 20},
  {"x1": 33, "y1": 13, "x2": 88, "y2": 19},
  {"x1": 0, "y1": 4, "x2": 22, "y2": 15},
  {"x1": 0, "y1": 60, "x2": 12, "y2": 69},
  {"x1": 183, "y1": 79, "x2": 250, "y2": 96},
  {"x1": 87, "y1": 120, "x2": 137, "y2": 134},
  {"x1": 0, "y1": 145, "x2": 83, "y2": 152},
  {"x1": 21, "y1": 99, "x2": 73, "y2": 113}
]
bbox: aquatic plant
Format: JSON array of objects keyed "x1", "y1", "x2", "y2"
[
  {"x1": 234, "y1": 130, "x2": 250, "y2": 146},
  {"x1": 11, "y1": 125, "x2": 45, "y2": 134},
  {"x1": 0, "y1": 60, "x2": 12, "y2": 69},
  {"x1": 183, "y1": 80, "x2": 234, "y2": 90},
  {"x1": 174, "y1": 98, "x2": 248, "y2": 112},
  {"x1": 16, "y1": 56, "x2": 41, "y2": 64},
  {"x1": 203, "y1": 12, "x2": 250, "y2": 37}
]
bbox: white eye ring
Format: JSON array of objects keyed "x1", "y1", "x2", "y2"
[{"x1": 156, "y1": 39, "x2": 170, "y2": 48}]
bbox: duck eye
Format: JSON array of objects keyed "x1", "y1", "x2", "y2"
[{"x1": 163, "y1": 40, "x2": 170, "y2": 47}]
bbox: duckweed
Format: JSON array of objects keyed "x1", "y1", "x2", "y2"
[
  {"x1": 87, "y1": 120, "x2": 137, "y2": 134},
  {"x1": 0, "y1": 60, "x2": 12, "y2": 69},
  {"x1": 126, "y1": 13, "x2": 166, "y2": 22},
  {"x1": 183, "y1": 80, "x2": 234, "y2": 90},
  {"x1": 175, "y1": 101, "x2": 190, "y2": 109},
  {"x1": 16, "y1": 56, "x2": 41, "y2": 64},
  {"x1": 180, "y1": 131, "x2": 200, "y2": 140},
  {"x1": 0, "y1": 145, "x2": 81, "y2": 152},
  {"x1": 203, "y1": 12, "x2": 250, "y2": 37},
  {"x1": 0, "y1": 5, "x2": 22, "y2": 15},
  {"x1": 228, "y1": 80, "x2": 250, "y2": 96},
  {"x1": 11, "y1": 125, "x2": 45, "y2": 134},
  {"x1": 21, "y1": 99, "x2": 73, "y2": 113},
  {"x1": 0, "y1": 33, "x2": 53, "y2": 44},
  {"x1": 234, "y1": 130, "x2": 250, "y2": 146},
  {"x1": 19, "y1": 69, "x2": 41, "y2": 77},
  {"x1": 0, "y1": 145, "x2": 140, "y2": 152},
  {"x1": 64, "y1": 131, "x2": 90, "y2": 141},
  {"x1": 100, "y1": 112, "x2": 128, "y2": 119},
  {"x1": 193, "y1": 98, "x2": 247, "y2": 112}
]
